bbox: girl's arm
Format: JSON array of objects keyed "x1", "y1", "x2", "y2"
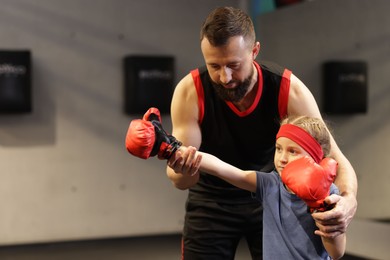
[
  {"x1": 177, "y1": 146, "x2": 257, "y2": 193},
  {"x1": 322, "y1": 233, "x2": 346, "y2": 260}
]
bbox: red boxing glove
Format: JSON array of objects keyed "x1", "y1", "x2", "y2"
[
  {"x1": 142, "y1": 107, "x2": 161, "y2": 122},
  {"x1": 281, "y1": 156, "x2": 338, "y2": 212},
  {"x1": 125, "y1": 107, "x2": 182, "y2": 160},
  {"x1": 142, "y1": 107, "x2": 182, "y2": 159},
  {"x1": 125, "y1": 119, "x2": 156, "y2": 159}
]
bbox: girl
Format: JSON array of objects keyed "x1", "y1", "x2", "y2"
[{"x1": 170, "y1": 116, "x2": 346, "y2": 260}]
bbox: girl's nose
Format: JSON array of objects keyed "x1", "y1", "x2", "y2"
[{"x1": 279, "y1": 152, "x2": 288, "y2": 165}]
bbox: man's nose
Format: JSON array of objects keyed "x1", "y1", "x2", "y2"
[{"x1": 219, "y1": 67, "x2": 232, "y2": 85}]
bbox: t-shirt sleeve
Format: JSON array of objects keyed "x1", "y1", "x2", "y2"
[{"x1": 255, "y1": 171, "x2": 279, "y2": 202}]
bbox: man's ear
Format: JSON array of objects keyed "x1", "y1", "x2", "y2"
[{"x1": 252, "y1": 41, "x2": 260, "y2": 60}]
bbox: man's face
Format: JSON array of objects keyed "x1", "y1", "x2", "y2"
[
  {"x1": 210, "y1": 67, "x2": 253, "y2": 102},
  {"x1": 201, "y1": 36, "x2": 257, "y2": 102}
]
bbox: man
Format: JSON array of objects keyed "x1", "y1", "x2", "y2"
[{"x1": 167, "y1": 6, "x2": 357, "y2": 259}]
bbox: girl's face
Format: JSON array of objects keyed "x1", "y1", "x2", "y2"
[{"x1": 274, "y1": 137, "x2": 311, "y2": 174}]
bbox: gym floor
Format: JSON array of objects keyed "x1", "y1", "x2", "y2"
[{"x1": 0, "y1": 234, "x2": 369, "y2": 260}]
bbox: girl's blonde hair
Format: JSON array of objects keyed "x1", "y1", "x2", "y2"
[{"x1": 281, "y1": 116, "x2": 331, "y2": 157}]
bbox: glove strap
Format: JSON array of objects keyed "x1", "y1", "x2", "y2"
[
  {"x1": 308, "y1": 201, "x2": 334, "y2": 213},
  {"x1": 157, "y1": 139, "x2": 182, "y2": 160}
]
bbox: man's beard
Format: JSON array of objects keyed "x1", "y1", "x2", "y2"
[{"x1": 211, "y1": 72, "x2": 253, "y2": 103}]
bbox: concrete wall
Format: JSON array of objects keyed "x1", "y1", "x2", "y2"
[
  {"x1": 0, "y1": 0, "x2": 238, "y2": 245},
  {"x1": 0, "y1": 0, "x2": 388, "y2": 247}
]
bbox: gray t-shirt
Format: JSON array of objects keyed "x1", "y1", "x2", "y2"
[{"x1": 256, "y1": 170, "x2": 339, "y2": 259}]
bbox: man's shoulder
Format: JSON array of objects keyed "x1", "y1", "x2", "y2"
[{"x1": 257, "y1": 60, "x2": 286, "y2": 75}]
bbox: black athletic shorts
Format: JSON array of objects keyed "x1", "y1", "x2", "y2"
[{"x1": 181, "y1": 199, "x2": 263, "y2": 260}]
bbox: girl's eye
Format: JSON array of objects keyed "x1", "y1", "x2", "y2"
[{"x1": 288, "y1": 148, "x2": 298, "y2": 155}]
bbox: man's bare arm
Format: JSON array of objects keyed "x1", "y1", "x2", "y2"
[
  {"x1": 288, "y1": 74, "x2": 358, "y2": 237},
  {"x1": 166, "y1": 74, "x2": 202, "y2": 190}
]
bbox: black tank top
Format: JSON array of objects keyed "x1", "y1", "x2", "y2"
[{"x1": 189, "y1": 61, "x2": 291, "y2": 203}]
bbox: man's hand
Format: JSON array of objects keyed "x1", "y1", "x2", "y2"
[
  {"x1": 312, "y1": 193, "x2": 357, "y2": 238},
  {"x1": 167, "y1": 146, "x2": 202, "y2": 177}
]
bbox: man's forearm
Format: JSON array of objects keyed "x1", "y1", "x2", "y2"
[
  {"x1": 334, "y1": 155, "x2": 358, "y2": 198},
  {"x1": 330, "y1": 136, "x2": 358, "y2": 198},
  {"x1": 166, "y1": 166, "x2": 199, "y2": 190}
]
